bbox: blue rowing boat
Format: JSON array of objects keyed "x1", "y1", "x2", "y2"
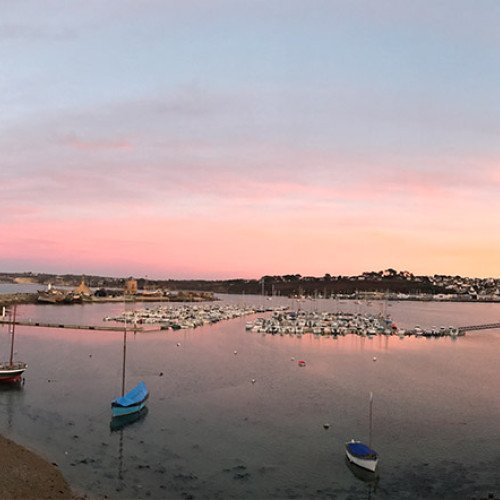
[
  {"x1": 111, "y1": 314, "x2": 149, "y2": 420},
  {"x1": 111, "y1": 381, "x2": 149, "y2": 418}
]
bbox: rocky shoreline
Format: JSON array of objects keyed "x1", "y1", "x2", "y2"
[
  {"x1": 0, "y1": 291, "x2": 216, "y2": 309},
  {"x1": 0, "y1": 293, "x2": 39, "y2": 307}
]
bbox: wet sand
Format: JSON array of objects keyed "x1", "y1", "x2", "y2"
[{"x1": 0, "y1": 434, "x2": 80, "y2": 500}]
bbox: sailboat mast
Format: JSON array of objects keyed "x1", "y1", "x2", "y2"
[
  {"x1": 9, "y1": 305, "x2": 17, "y2": 366},
  {"x1": 121, "y1": 312, "x2": 127, "y2": 398},
  {"x1": 368, "y1": 391, "x2": 373, "y2": 449}
]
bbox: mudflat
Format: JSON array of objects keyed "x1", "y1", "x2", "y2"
[{"x1": 0, "y1": 434, "x2": 79, "y2": 500}]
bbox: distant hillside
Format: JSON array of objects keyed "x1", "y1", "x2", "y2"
[{"x1": 0, "y1": 271, "x2": 449, "y2": 297}]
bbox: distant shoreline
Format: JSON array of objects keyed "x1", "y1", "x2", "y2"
[
  {"x1": 1, "y1": 292, "x2": 499, "y2": 310},
  {"x1": 0, "y1": 292, "x2": 217, "y2": 308}
]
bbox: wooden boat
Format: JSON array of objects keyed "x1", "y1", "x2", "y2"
[
  {"x1": 345, "y1": 392, "x2": 378, "y2": 472},
  {"x1": 0, "y1": 305, "x2": 27, "y2": 383},
  {"x1": 111, "y1": 381, "x2": 149, "y2": 418},
  {"x1": 111, "y1": 312, "x2": 148, "y2": 419}
]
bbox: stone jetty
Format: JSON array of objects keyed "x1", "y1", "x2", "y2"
[
  {"x1": 0, "y1": 290, "x2": 217, "y2": 308},
  {"x1": 0, "y1": 293, "x2": 39, "y2": 308}
]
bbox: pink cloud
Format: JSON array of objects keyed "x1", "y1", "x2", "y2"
[{"x1": 0, "y1": 208, "x2": 499, "y2": 279}]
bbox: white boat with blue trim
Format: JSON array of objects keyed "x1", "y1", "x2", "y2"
[
  {"x1": 345, "y1": 392, "x2": 378, "y2": 472},
  {"x1": 345, "y1": 440, "x2": 378, "y2": 472}
]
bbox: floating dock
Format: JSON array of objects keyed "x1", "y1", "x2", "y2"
[
  {"x1": 0, "y1": 319, "x2": 148, "y2": 332},
  {"x1": 457, "y1": 322, "x2": 500, "y2": 334}
]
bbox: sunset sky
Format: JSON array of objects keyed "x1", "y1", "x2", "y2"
[{"x1": 2, "y1": 1, "x2": 499, "y2": 279}]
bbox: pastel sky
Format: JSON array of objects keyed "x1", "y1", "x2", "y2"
[{"x1": 1, "y1": 1, "x2": 499, "y2": 279}]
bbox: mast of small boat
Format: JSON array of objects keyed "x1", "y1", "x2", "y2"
[
  {"x1": 121, "y1": 303, "x2": 127, "y2": 398},
  {"x1": 9, "y1": 305, "x2": 17, "y2": 367},
  {"x1": 368, "y1": 391, "x2": 374, "y2": 450}
]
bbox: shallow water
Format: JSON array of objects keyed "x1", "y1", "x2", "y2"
[{"x1": 0, "y1": 294, "x2": 499, "y2": 499}]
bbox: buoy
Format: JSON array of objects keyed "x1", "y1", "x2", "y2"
[
  {"x1": 291, "y1": 357, "x2": 295, "y2": 361},
  {"x1": 298, "y1": 360, "x2": 306, "y2": 367},
  {"x1": 234, "y1": 350, "x2": 238, "y2": 355},
  {"x1": 373, "y1": 356, "x2": 377, "y2": 362},
  {"x1": 177, "y1": 343, "x2": 181, "y2": 347},
  {"x1": 323, "y1": 423, "x2": 330, "y2": 430},
  {"x1": 251, "y1": 379, "x2": 256, "y2": 384},
  {"x1": 159, "y1": 372, "x2": 164, "y2": 377}
]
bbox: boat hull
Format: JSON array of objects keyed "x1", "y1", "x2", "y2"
[
  {"x1": 0, "y1": 363, "x2": 27, "y2": 383},
  {"x1": 345, "y1": 441, "x2": 378, "y2": 472},
  {"x1": 111, "y1": 381, "x2": 149, "y2": 418},
  {"x1": 111, "y1": 399, "x2": 148, "y2": 417},
  {"x1": 110, "y1": 406, "x2": 148, "y2": 431}
]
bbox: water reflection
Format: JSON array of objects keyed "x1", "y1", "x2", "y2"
[
  {"x1": 0, "y1": 379, "x2": 25, "y2": 429},
  {"x1": 109, "y1": 406, "x2": 148, "y2": 432},
  {"x1": 0, "y1": 379, "x2": 25, "y2": 392},
  {"x1": 1, "y1": 296, "x2": 499, "y2": 499},
  {"x1": 345, "y1": 457, "x2": 379, "y2": 499},
  {"x1": 345, "y1": 456, "x2": 379, "y2": 484},
  {"x1": 110, "y1": 407, "x2": 149, "y2": 494}
]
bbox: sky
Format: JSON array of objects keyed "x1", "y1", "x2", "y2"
[{"x1": 1, "y1": 1, "x2": 500, "y2": 280}]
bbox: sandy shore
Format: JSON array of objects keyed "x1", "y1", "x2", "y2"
[{"x1": 0, "y1": 434, "x2": 81, "y2": 500}]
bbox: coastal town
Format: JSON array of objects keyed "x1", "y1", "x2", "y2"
[{"x1": 1, "y1": 269, "x2": 500, "y2": 304}]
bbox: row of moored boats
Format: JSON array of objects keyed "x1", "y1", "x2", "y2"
[
  {"x1": 104, "y1": 304, "x2": 274, "y2": 330},
  {"x1": 245, "y1": 310, "x2": 462, "y2": 337},
  {"x1": 104, "y1": 304, "x2": 462, "y2": 338}
]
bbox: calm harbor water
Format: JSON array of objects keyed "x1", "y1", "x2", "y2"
[{"x1": 0, "y1": 290, "x2": 499, "y2": 499}]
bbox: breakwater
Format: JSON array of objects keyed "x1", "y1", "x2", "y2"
[
  {"x1": 0, "y1": 293, "x2": 39, "y2": 307},
  {"x1": 0, "y1": 290, "x2": 217, "y2": 308}
]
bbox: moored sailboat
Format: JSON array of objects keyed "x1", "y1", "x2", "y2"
[
  {"x1": 111, "y1": 381, "x2": 149, "y2": 418},
  {"x1": 111, "y1": 312, "x2": 148, "y2": 419},
  {"x1": 345, "y1": 392, "x2": 379, "y2": 472},
  {"x1": 0, "y1": 305, "x2": 27, "y2": 383}
]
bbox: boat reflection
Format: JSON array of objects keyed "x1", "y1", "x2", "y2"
[
  {"x1": 109, "y1": 406, "x2": 148, "y2": 432},
  {"x1": 0, "y1": 379, "x2": 25, "y2": 429},
  {"x1": 345, "y1": 456, "x2": 380, "y2": 484},
  {"x1": 0, "y1": 379, "x2": 24, "y2": 392},
  {"x1": 345, "y1": 457, "x2": 379, "y2": 499}
]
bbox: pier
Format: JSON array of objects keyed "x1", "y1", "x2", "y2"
[
  {"x1": 457, "y1": 322, "x2": 500, "y2": 334},
  {"x1": 0, "y1": 319, "x2": 149, "y2": 332},
  {"x1": 1, "y1": 309, "x2": 499, "y2": 337}
]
